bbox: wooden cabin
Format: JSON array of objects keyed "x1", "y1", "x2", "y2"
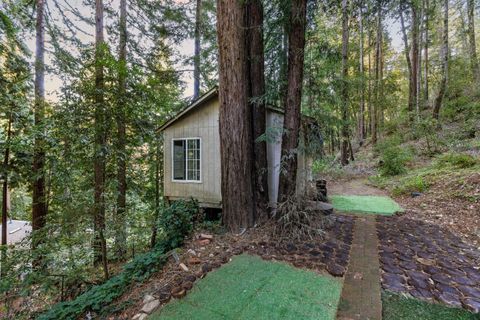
[{"x1": 158, "y1": 87, "x2": 314, "y2": 209}]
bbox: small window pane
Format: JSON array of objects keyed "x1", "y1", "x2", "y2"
[{"x1": 173, "y1": 140, "x2": 185, "y2": 180}]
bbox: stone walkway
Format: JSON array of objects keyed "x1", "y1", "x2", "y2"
[
  {"x1": 337, "y1": 215, "x2": 382, "y2": 320},
  {"x1": 377, "y1": 216, "x2": 480, "y2": 313}
]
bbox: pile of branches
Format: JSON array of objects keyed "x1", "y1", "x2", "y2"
[{"x1": 272, "y1": 195, "x2": 333, "y2": 241}]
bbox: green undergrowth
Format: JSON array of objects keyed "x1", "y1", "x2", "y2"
[
  {"x1": 38, "y1": 200, "x2": 198, "y2": 320},
  {"x1": 382, "y1": 291, "x2": 478, "y2": 320},
  {"x1": 151, "y1": 254, "x2": 342, "y2": 320},
  {"x1": 369, "y1": 153, "x2": 480, "y2": 198}
]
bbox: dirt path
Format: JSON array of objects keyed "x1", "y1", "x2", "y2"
[{"x1": 328, "y1": 178, "x2": 386, "y2": 196}]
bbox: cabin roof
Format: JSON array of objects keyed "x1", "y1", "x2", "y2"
[{"x1": 157, "y1": 87, "x2": 315, "y2": 132}]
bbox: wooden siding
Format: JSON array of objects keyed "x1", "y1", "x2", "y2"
[{"x1": 163, "y1": 97, "x2": 222, "y2": 207}]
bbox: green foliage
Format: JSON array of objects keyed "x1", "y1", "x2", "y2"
[
  {"x1": 38, "y1": 200, "x2": 197, "y2": 320},
  {"x1": 159, "y1": 199, "x2": 198, "y2": 248},
  {"x1": 392, "y1": 176, "x2": 430, "y2": 196},
  {"x1": 435, "y1": 153, "x2": 478, "y2": 169},
  {"x1": 375, "y1": 138, "x2": 412, "y2": 176}
]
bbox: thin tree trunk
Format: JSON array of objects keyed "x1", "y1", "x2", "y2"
[
  {"x1": 358, "y1": 1, "x2": 365, "y2": 141},
  {"x1": 94, "y1": 0, "x2": 108, "y2": 280},
  {"x1": 367, "y1": 28, "x2": 372, "y2": 137},
  {"x1": 278, "y1": 0, "x2": 307, "y2": 202},
  {"x1": 424, "y1": 0, "x2": 429, "y2": 108},
  {"x1": 400, "y1": 7, "x2": 413, "y2": 118},
  {"x1": 2, "y1": 114, "x2": 12, "y2": 247},
  {"x1": 217, "y1": 0, "x2": 255, "y2": 231},
  {"x1": 372, "y1": 1, "x2": 382, "y2": 145},
  {"x1": 416, "y1": 1, "x2": 423, "y2": 117},
  {"x1": 32, "y1": 0, "x2": 47, "y2": 253},
  {"x1": 115, "y1": 0, "x2": 127, "y2": 261},
  {"x1": 246, "y1": 0, "x2": 268, "y2": 219},
  {"x1": 467, "y1": 0, "x2": 479, "y2": 82},
  {"x1": 193, "y1": 0, "x2": 202, "y2": 98},
  {"x1": 340, "y1": 0, "x2": 350, "y2": 166},
  {"x1": 411, "y1": 3, "x2": 419, "y2": 121},
  {"x1": 150, "y1": 135, "x2": 161, "y2": 247},
  {"x1": 433, "y1": 0, "x2": 448, "y2": 121}
]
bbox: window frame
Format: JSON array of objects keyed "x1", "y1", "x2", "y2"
[{"x1": 171, "y1": 137, "x2": 202, "y2": 183}]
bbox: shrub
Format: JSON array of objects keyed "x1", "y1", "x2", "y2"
[
  {"x1": 39, "y1": 199, "x2": 198, "y2": 320},
  {"x1": 379, "y1": 146, "x2": 411, "y2": 176},
  {"x1": 392, "y1": 176, "x2": 430, "y2": 196},
  {"x1": 435, "y1": 153, "x2": 478, "y2": 169}
]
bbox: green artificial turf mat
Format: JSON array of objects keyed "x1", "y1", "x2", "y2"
[
  {"x1": 330, "y1": 195, "x2": 403, "y2": 215},
  {"x1": 382, "y1": 292, "x2": 478, "y2": 320},
  {"x1": 150, "y1": 254, "x2": 342, "y2": 320}
]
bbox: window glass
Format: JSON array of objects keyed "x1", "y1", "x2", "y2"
[{"x1": 173, "y1": 138, "x2": 200, "y2": 181}]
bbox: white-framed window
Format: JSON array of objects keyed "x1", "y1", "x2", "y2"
[{"x1": 172, "y1": 138, "x2": 201, "y2": 182}]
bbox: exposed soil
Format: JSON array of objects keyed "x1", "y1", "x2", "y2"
[
  {"x1": 393, "y1": 172, "x2": 480, "y2": 249},
  {"x1": 328, "y1": 178, "x2": 387, "y2": 196}
]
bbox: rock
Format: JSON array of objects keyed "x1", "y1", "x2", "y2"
[
  {"x1": 198, "y1": 239, "x2": 211, "y2": 246},
  {"x1": 416, "y1": 257, "x2": 435, "y2": 266},
  {"x1": 179, "y1": 263, "x2": 189, "y2": 272},
  {"x1": 201, "y1": 263, "x2": 211, "y2": 273},
  {"x1": 411, "y1": 192, "x2": 422, "y2": 198},
  {"x1": 200, "y1": 233, "x2": 213, "y2": 240},
  {"x1": 143, "y1": 294, "x2": 155, "y2": 304},
  {"x1": 462, "y1": 298, "x2": 480, "y2": 313},
  {"x1": 457, "y1": 285, "x2": 480, "y2": 299},
  {"x1": 449, "y1": 275, "x2": 476, "y2": 286},
  {"x1": 132, "y1": 313, "x2": 148, "y2": 320},
  {"x1": 326, "y1": 263, "x2": 345, "y2": 277},
  {"x1": 188, "y1": 257, "x2": 202, "y2": 265},
  {"x1": 157, "y1": 290, "x2": 171, "y2": 302},
  {"x1": 435, "y1": 283, "x2": 459, "y2": 295},
  {"x1": 182, "y1": 281, "x2": 193, "y2": 290},
  {"x1": 185, "y1": 274, "x2": 197, "y2": 283},
  {"x1": 437, "y1": 292, "x2": 462, "y2": 308},
  {"x1": 187, "y1": 249, "x2": 197, "y2": 256},
  {"x1": 382, "y1": 264, "x2": 404, "y2": 275},
  {"x1": 431, "y1": 273, "x2": 452, "y2": 285},
  {"x1": 141, "y1": 299, "x2": 160, "y2": 314},
  {"x1": 171, "y1": 286, "x2": 186, "y2": 298}
]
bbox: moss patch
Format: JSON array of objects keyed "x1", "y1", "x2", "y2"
[
  {"x1": 330, "y1": 195, "x2": 403, "y2": 215},
  {"x1": 382, "y1": 292, "x2": 478, "y2": 320},
  {"x1": 150, "y1": 254, "x2": 342, "y2": 320}
]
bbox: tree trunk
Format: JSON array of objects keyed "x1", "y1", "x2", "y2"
[
  {"x1": 2, "y1": 114, "x2": 12, "y2": 246},
  {"x1": 411, "y1": 3, "x2": 419, "y2": 121},
  {"x1": 150, "y1": 135, "x2": 161, "y2": 248},
  {"x1": 217, "y1": 0, "x2": 255, "y2": 231},
  {"x1": 372, "y1": 2, "x2": 382, "y2": 145},
  {"x1": 115, "y1": 0, "x2": 127, "y2": 261},
  {"x1": 193, "y1": 0, "x2": 202, "y2": 98},
  {"x1": 278, "y1": 0, "x2": 307, "y2": 202},
  {"x1": 416, "y1": 1, "x2": 423, "y2": 117},
  {"x1": 32, "y1": 0, "x2": 47, "y2": 252},
  {"x1": 424, "y1": 0, "x2": 429, "y2": 108},
  {"x1": 94, "y1": 0, "x2": 108, "y2": 279},
  {"x1": 467, "y1": 0, "x2": 479, "y2": 82},
  {"x1": 400, "y1": 7, "x2": 413, "y2": 119},
  {"x1": 433, "y1": 0, "x2": 448, "y2": 121},
  {"x1": 340, "y1": 0, "x2": 350, "y2": 166},
  {"x1": 358, "y1": 1, "x2": 365, "y2": 141},
  {"x1": 367, "y1": 28, "x2": 372, "y2": 137},
  {"x1": 246, "y1": 0, "x2": 268, "y2": 219}
]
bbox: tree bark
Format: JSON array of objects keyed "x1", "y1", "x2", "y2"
[
  {"x1": 217, "y1": 0, "x2": 255, "y2": 231},
  {"x1": 150, "y1": 135, "x2": 161, "y2": 247},
  {"x1": 2, "y1": 114, "x2": 12, "y2": 246},
  {"x1": 278, "y1": 0, "x2": 307, "y2": 202},
  {"x1": 433, "y1": 0, "x2": 448, "y2": 121},
  {"x1": 246, "y1": 0, "x2": 268, "y2": 219},
  {"x1": 115, "y1": 0, "x2": 127, "y2": 261},
  {"x1": 193, "y1": 0, "x2": 202, "y2": 98},
  {"x1": 94, "y1": 0, "x2": 108, "y2": 278},
  {"x1": 358, "y1": 1, "x2": 365, "y2": 141},
  {"x1": 372, "y1": 1, "x2": 382, "y2": 145},
  {"x1": 32, "y1": 0, "x2": 47, "y2": 251},
  {"x1": 467, "y1": 0, "x2": 479, "y2": 82},
  {"x1": 423, "y1": 0, "x2": 429, "y2": 108},
  {"x1": 411, "y1": 3, "x2": 419, "y2": 120},
  {"x1": 399, "y1": 3, "x2": 414, "y2": 120},
  {"x1": 340, "y1": 0, "x2": 350, "y2": 166}
]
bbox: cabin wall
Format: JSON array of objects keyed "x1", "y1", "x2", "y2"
[{"x1": 163, "y1": 97, "x2": 222, "y2": 207}]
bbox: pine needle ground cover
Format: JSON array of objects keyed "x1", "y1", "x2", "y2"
[
  {"x1": 382, "y1": 292, "x2": 478, "y2": 320},
  {"x1": 150, "y1": 254, "x2": 342, "y2": 320},
  {"x1": 330, "y1": 195, "x2": 403, "y2": 215}
]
